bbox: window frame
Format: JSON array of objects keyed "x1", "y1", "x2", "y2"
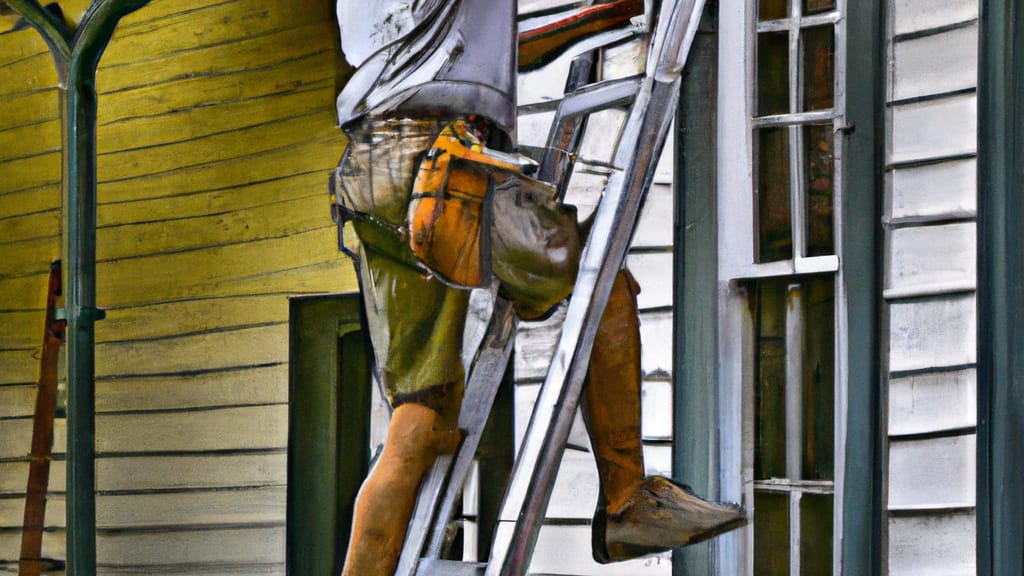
[{"x1": 707, "y1": 0, "x2": 883, "y2": 574}]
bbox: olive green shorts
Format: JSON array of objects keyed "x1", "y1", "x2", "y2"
[{"x1": 338, "y1": 119, "x2": 581, "y2": 415}]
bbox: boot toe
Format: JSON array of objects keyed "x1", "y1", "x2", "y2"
[{"x1": 593, "y1": 476, "x2": 747, "y2": 564}]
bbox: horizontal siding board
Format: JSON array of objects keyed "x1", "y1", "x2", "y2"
[
  {"x1": 0, "y1": 461, "x2": 65, "y2": 495},
  {"x1": 95, "y1": 295, "x2": 289, "y2": 343},
  {"x1": 0, "y1": 186, "x2": 60, "y2": 221},
  {"x1": 96, "y1": 453, "x2": 286, "y2": 492},
  {"x1": 631, "y1": 183, "x2": 674, "y2": 247},
  {"x1": 0, "y1": 349, "x2": 39, "y2": 386},
  {"x1": 0, "y1": 384, "x2": 37, "y2": 419},
  {"x1": 885, "y1": 222, "x2": 976, "y2": 297},
  {"x1": 0, "y1": 310, "x2": 43, "y2": 349},
  {"x1": 0, "y1": 419, "x2": 66, "y2": 460},
  {"x1": 95, "y1": 195, "x2": 329, "y2": 262},
  {"x1": 544, "y1": 449, "x2": 599, "y2": 520},
  {"x1": 626, "y1": 252, "x2": 674, "y2": 310},
  {"x1": 94, "y1": 526, "x2": 285, "y2": 566},
  {"x1": 0, "y1": 529, "x2": 64, "y2": 566},
  {"x1": 97, "y1": 134, "x2": 343, "y2": 204},
  {"x1": 96, "y1": 23, "x2": 335, "y2": 97},
  {"x1": 96, "y1": 365, "x2": 288, "y2": 413},
  {"x1": 892, "y1": 0, "x2": 978, "y2": 36},
  {"x1": 888, "y1": 158, "x2": 976, "y2": 221},
  {"x1": 514, "y1": 382, "x2": 591, "y2": 453},
  {"x1": 888, "y1": 511, "x2": 976, "y2": 576},
  {"x1": 0, "y1": 210, "x2": 60, "y2": 245},
  {"x1": 888, "y1": 294, "x2": 977, "y2": 373},
  {"x1": 96, "y1": 170, "x2": 331, "y2": 228},
  {"x1": 96, "y1": 109, "x2": 334, "y2": 188},
  {"x1": 892, "y1": 23, "x2": 978, "y2": 101},
  {"x1": 641, "y1": 379, "x2": 673, "y2": 440},
  {"x1": 97, "y1": 486, "x2": 286, "y2": 529},
  {"x1": 889, "y1": 435, "x2": 976, "y2": 509},
  {"x1": 94, "y1": 405, "x2": 288, "y2": 453},
  {"x1": 890, "y1": 94, "x2": 977, "y2": 165},
  {"x1": 95, "y1": 323, "x2": 288, "y2": 377},
  {"x1": 639, "y1": 309, "x2": 672, "y2": 377},
  {"x1": 888, "y1": 368, "x2": 977, "y2": 436},
  {"x1": 0, "y1": 152, "x2": 60, "y2": 195},
  {"x1": 94, "y1": 228, "x2": 347, "y2": 306},
  {"x1": 0, "y1": 91, "x2": 58, "y2": 133},
  {"x1": 0, "y1": 236, "x2": 60, "y2": 279}
]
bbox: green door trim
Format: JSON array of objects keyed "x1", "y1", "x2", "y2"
[{"x1": 977, "y1": 1, "x2": 1024, "y2": 572}]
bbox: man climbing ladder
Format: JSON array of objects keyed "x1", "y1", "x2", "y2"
[{"x1": 330, "y1": 2, "x2": 745, "y2": 574}]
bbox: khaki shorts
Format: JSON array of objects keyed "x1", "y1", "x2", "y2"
[{"x1": 337, "y1": 119, "x2": 581, "y2": 413}]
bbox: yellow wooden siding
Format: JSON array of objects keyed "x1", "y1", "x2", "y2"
[{"x1": 0, "y1": 1, "x2": 355, "y2": 573}]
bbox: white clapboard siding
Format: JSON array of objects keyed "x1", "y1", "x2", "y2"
[
  {"x1": 889, "y1": 94, "x2": 977, "y2": 165},
  {"x1": 892, "y1": 23, "x2": 978, "y2": 102},
  {"x1": 888, "y1": 294, "x2": 976, "y2": 374},
  {"x1": 884, "y1": 222, "x2": 977, "y2": 298},
  {"x1": 888, "y1": 435, "x2": 976, "y2": 510},
  {"x1": 888, "y1": 158, "x2": 976, "y2": 222},
  {"x1": 94, "y1": 405, "x2": 288, "y2": 454},
  {"x1": 888, "y1": 369, "x2": 977, "y2": 436},
  {"x1": 885, "y1": 0, "x2": 979, "y2": 572},
  {"x1": 891, "y1": 0, "x2": 977, "y2": 36},
  {"x1": 888, "y1": 511, "x2": 976, "y2": 576}
]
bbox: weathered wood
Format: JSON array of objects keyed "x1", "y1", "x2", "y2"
[
  {"x1": 95, "y1": 323, "x2": 288, "y2": 377},
  {"x1": 94, "y1": 405, "x2": 288, "y2": 453},
  {"x1": 96, "y1": 365, "x2": 289, "y2": 413}
]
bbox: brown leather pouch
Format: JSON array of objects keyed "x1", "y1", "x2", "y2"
[{"x1": 409, "y1": 141, "x2": 494, "y2": 288}]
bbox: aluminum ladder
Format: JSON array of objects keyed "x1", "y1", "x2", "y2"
[{"x1": 395, "y1": 1, "x2": 707, "y2": 574}]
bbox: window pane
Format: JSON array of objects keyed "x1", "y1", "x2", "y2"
[
  {"x1": 802, "y1": 26, "x2": 835, "y2": 111},
  {"x1": 755, "y1": 281, "x2": 787, "y2": 480},
  {"x1": 758, "y1": 31, "x2": 790, "y2": 116},
  {"x1": 804, "y1": 123, "x2": 835, "y2": 257},
  {"x1": 759, "y1": 0, "x2": 788, "y2": 20},
  {"x1": 800, "y1": 494, "x2": 834, "y2": 576},
  {"x1": 802, "y1": 277, "x2": 834, "y2": 480},
  {"x1": 754, "y1": 491, "x2": 790, "y2": 576},
  {"x1": 803, "y1": 0, "x2": 836, "y2": 15},
  {"x1": 756, "y1": 128, "x2": 793, "y2": 262}
]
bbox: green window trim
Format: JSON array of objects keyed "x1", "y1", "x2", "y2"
[{"x1": 977, "y1": 1, "x2": 1024, "y2": 573}]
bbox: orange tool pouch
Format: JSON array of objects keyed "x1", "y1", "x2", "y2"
[{"x1": 409, "y1": 122, "x2": 518, "y2": 288}]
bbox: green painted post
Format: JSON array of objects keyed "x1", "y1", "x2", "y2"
[
  {"x1": 5, "y1": 2, "x2": 148, "y2": 574},
  {"x1": 978, "y1": 0, "x2": 1024, "y2": 572},
  {"x1": 672, "y1": 3, "x2": 718, "y2": 574},
  {"x1": 840, "y1": 0, "x2": 885, "y2": 573}
]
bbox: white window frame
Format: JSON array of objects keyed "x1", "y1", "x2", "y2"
[{"x1": 715, "y1": 1, "x2": 848, "y2": 574}]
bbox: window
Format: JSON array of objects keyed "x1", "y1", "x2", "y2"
[{"x1": 715, "y1": 0, "x2": 845, "y2": 574}]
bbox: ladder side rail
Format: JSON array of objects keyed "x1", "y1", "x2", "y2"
[
  {"x1": 420, "y1": 299, "x2": 519, "y2": 559},
  {"x1": 420, "y1": 48, "x2": 613, "y2": 561},
  {"x1": 394, "y1": 298, "x2": 518, "y2": 576},
  {"x1": 486, "y1": 1, "x2": 704, "y2": 573}
]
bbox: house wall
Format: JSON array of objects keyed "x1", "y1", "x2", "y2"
[
  {"x1": 883, "y1": 1, "x2": 979, "y2": 573},
  {"x1": 0, "y1": 1, "x2": 352, "y2": 573}
]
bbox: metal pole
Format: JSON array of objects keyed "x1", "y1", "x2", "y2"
[{"x1": 6, "y1": 2, "x2": 148, "y2": 574}]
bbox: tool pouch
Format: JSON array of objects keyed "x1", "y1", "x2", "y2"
[{"x1": 409, "y1": 148, "x2": 493, "y2": 288}]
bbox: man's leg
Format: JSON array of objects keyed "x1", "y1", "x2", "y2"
[
  {"x1": 343, "y1": 403, "x2": 460, "y2": 576},
  {"x1": 342, "y1": 247, "x2": 469, "y2": 575},
  {"x1": 585, "y1": 269, "x2": 746, "y2": 563}
]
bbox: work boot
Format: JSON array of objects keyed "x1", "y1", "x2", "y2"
[
  {"x1": 342, "y1": 403, "x2": 461, "y2": 576},
  {"x1": 584, "y1": 269, "x2": 745, "y2": 564},
  {"x1": 593, "y1": 476, "x2": 747, "y2": 563}
]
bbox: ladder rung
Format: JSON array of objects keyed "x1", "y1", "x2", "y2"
[{"x1": 415, "y1": 559, "x2": 487, "y2": 576}]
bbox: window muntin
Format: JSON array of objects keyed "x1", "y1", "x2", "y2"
[{"x1": 752, "y1": 0, "x2": 841, "y2": 268}]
